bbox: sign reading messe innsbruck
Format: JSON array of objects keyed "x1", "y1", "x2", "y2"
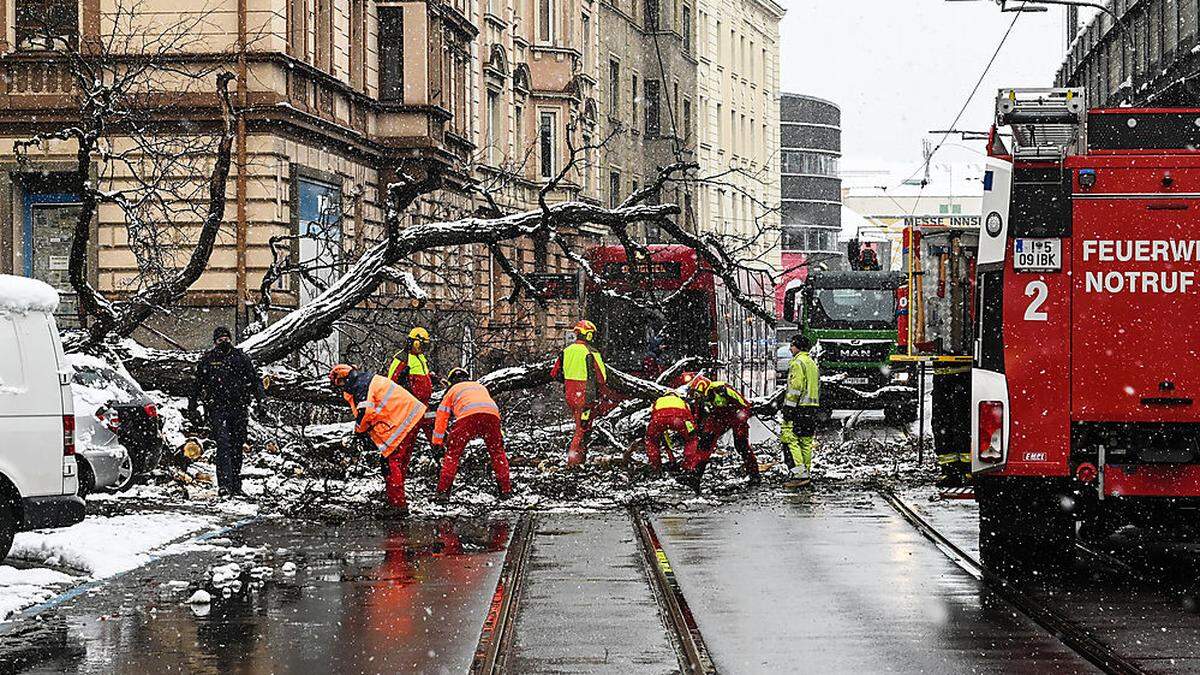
[{"x1": 903, "y1": 216, "x2": 982, "y2": 228}]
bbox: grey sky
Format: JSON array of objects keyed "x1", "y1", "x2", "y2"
[{"x1": 780, "y1": 1, "x2": 1068, "y2": 173}]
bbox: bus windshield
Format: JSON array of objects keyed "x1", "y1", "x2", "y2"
[{"x1": 808, "y1": 288, "x2": 896, "y2": 329}]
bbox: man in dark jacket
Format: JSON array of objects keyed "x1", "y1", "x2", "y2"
[{"x1": 190, "y1": 326, "x2": 265, "y2": 497}]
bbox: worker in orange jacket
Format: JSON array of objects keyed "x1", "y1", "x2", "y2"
[
  {"x1": 330, "y1": 364, "x2": 427, "y2": 515},
  {"x1": 431, "y1": 368, "x2": 512, "y2": 501},
  {"x1": 687, "y1": 375, "x2": 761, "y2": 487},
  {"x1": 645, "y1": 393, "x2": 699, "y2": 476},
  {"x1": 550, "y1": 320, "x2": 608, "y2": 466}
]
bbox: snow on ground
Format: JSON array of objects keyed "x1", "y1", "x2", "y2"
[
  {"x1": 9, "y1": 512, "x2": 218, "y2": 578},
  {"x1": 0, "y1": 566, "x2": 77, "y2": 620}
]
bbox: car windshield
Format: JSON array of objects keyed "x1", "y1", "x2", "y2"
[{"x1": 809, "y1": 288, "x2": 896, "y2": 329}]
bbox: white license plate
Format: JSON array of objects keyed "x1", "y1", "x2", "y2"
[
  {"x1": 1013, "y1": 238, "x2": 1062, "y2": 271},
  {"x1": 844, "y1": 377, "x2": 869, "y2": 385}
]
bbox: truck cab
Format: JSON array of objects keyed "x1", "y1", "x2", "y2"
[{"x1": 784, "y1": 270, "x2": 917, "y2": 424}]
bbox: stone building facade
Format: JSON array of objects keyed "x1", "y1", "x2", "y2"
[
  {"x1": 0, "y1": 0, "x2": 781, "y2": 368},
  {"x1": 595, "y1": 0, "x2": 697, "y2": 238},
  {"x1": 693, "y1": 0, "x2": 784, "y2": 271},
  {"x1": 0, "y1": 0, "x2": 603, "y2": 368}
]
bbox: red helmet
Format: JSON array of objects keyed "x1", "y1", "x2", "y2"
[
  {"x1": 328, "y1": 364, "x2": 355, "y2": 388},
  {"x1": 573, "y1": 320, "x2": 598, "y2": 341}
]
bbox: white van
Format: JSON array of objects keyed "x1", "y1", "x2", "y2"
[{"x1": 0, "y1": 275, "x2": 84, "y2": 561}]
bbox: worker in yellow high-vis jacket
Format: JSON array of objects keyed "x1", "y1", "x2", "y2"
[{"x1": 781, "y1": 332, "x2": 820, "y2": 488}]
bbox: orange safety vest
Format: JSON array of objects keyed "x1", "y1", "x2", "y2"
[
  {"x1": 432, "y1": 381, "x2": 501, "y2": 444},
  {"x1": 344, "y1": 374, "x2": 427, "y2": 457}
]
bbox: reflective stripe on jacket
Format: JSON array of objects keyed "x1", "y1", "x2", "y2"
[
  {"x1": 784, "y1": 352, "x2": 820, "y2": 408},
  {"x1": 343, "y1": 374, "x2": 427, "y2": 457},
  {"x1": 432, "y1": 381, "x2": 500, "y2": 444}
]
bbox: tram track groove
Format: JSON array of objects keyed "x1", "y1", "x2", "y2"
[
  {"x1": 470, "y1": 513, "x2": 536, "y2": 675},
  {"x1": 630, "y1": 507, "x2": 719, "y2": 675},
  {"x1": 880, "y1": 489, "x2": 1148, "y2": 675}
]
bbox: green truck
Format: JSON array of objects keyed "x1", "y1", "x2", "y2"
[{"x1": 781, "y1": 270, "x2": 918, "y2": 425}]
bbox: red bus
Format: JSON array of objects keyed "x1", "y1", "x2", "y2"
[{"x1": 583, "y1": 245, "x2": 776, "y2": 399}]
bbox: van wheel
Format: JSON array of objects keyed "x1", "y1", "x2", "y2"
[
  {"x1": 77, "y1": 460, "x2": 95, "y2": 498},
  {"x1": 0, "y1": 498, "x2": 17, "y2": 562}
]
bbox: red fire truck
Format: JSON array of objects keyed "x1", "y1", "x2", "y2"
[
  {"x1": 973, "y1": 88, "x2": 1200, "y2": 569},
  {"x1": 583, "y1": 245, "x2": 775, "y2": 400}
]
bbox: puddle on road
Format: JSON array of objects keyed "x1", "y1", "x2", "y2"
[{"x1": 22, "y1": 518, "x2": 513, "y2": 675}]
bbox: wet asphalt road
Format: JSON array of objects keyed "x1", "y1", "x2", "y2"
[
  {"x1": 653, "y1": 495, "x2": 1097, "y2": 674},
  {"x1": 11, "y1": 491, "x2": 1200, "y2": 673},
  {"x1": 16, "y1": 517, "x2": 513, "y2": 674}
]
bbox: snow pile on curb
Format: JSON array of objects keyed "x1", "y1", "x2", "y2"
[
  {"x1": 9, "y1": 512, "x2": 217, "y2": 578},
  {"x1": 0, "y1": 565, "x2": 77, "y2": 620}
]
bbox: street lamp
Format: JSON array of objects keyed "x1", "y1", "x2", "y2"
[{"x1": 946, "y1": 0, "x2": 1134, "y2": 103}]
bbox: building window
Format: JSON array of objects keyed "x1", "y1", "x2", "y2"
[
  {"x1": 682, "y1": 5, "x2": 692, "y2": 52},
  {"x1": 16, "y1": 0, "x2": 78, "y2": 51},
  {"x1": 672, "y1": 82, "x2": 679, "y2": 136},
  {"x1": 645, "y1": 80, "x2": 661, "y2": 136},
  {"x1": 609, "y1": 59, "x2": 620, "y2": 117},
  {"x1": 487, "y1": 90, "x2": 502, "y2": 164},
  {"x1": 780, "y1": 151, "x2": 839, "y2": 177},
  {"x1": 539, "y1": 0, "x2": 556, "y2": 42},
  {"x1": 540, "y1": 111, "x2": 557, "y2": 179},
  {"x1": 645, "y1": 0, "x2": 659, "y2": 31},
  {"x1": 610, "y1": 171, "x2": 622, "y2": 208},
  {"x1": 683, "y1": 98, "x2": 692, "y2": 141},
  {"x1": 582, "y1": 13, "x2": 591, "y2": 67},
  {"x1": 514, "y1": 105, "x2": 524, "y2": 157},
  {"x1": 379, "y1": 8, "x2": 404, "y2": 102},
  {"x1": 631, "y1": 74, "x2": 639, "y2": 131}
]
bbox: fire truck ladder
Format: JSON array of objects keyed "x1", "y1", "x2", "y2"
[{"x1": 995, "y1": 87, "x2": 1087, "y2": 162}]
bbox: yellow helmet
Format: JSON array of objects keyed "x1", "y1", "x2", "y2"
[{"x1": 408, "y1": 327, "x2": 430, "y2": 342}]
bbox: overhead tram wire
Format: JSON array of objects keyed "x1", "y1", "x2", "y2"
[{"x1": 898, "y1": 3, "x2": 1025, "y2": 216}]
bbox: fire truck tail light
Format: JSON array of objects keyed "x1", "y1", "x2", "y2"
[{"x1": 978, "y1": 401, "x2": 1004, "y2": 463}]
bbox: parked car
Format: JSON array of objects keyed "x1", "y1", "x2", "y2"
[
  {"x1": 69, "y1": 355, "x2": 164, "y2": 495},
  {"x1": 0, "y1": 275, "x2": 85, "y2": 561}
]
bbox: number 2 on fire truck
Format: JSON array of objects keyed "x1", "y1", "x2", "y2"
[{"x1": 1023, "y1": 280, "x2": 1048, "y2": 322}]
